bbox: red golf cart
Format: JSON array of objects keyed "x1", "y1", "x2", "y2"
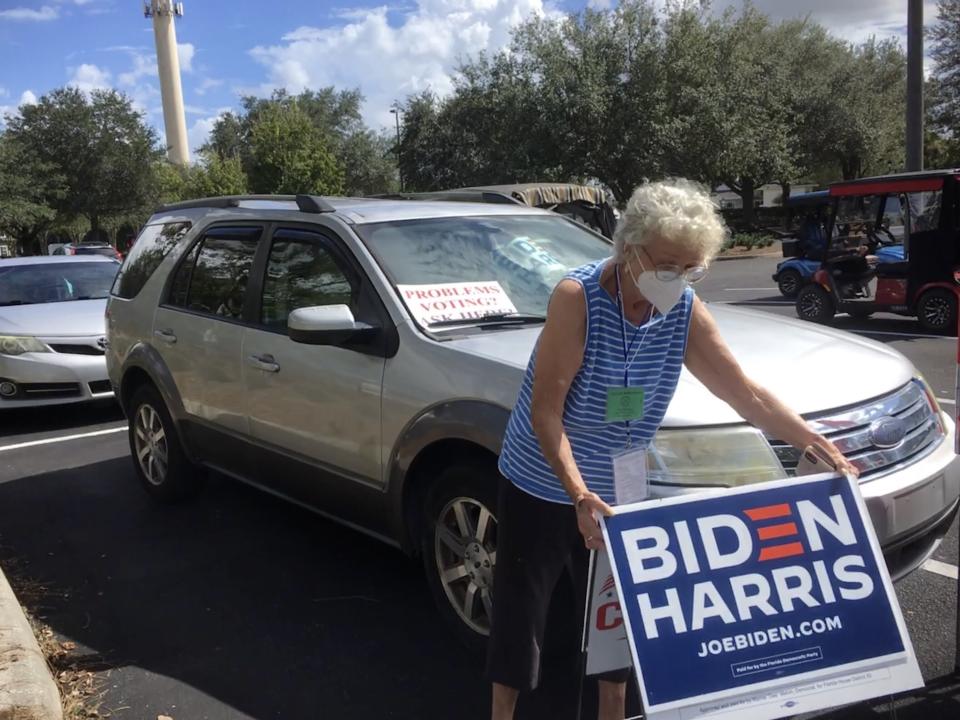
[{"x1": 795, "y1": 169, "x2": 960, "y2": 333}]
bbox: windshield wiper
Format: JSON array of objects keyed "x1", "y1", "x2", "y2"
[{"x1": 428, "y1": 312, "x2": 547, "y2": 329}]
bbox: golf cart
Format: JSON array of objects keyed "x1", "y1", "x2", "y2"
[
  {"x1": 774, "y1": 190, "x2": 904, "y2": 297},
  {"x1": 795, "y1": 169, "x2": 959, "y2": 333},
  {"x1": 375, "y1": 183, "x2": 618, "y2": 240}
]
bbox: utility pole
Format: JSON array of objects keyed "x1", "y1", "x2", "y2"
[
  {"x1": 390, "y1": 106, "x2": 403, "y2": 192},
  {"x1": 905, "y1": 0, "x2": 924, "y2": 172},
  {"x1": 144, "y1": 1, "x2": 189, "y2": 165}
]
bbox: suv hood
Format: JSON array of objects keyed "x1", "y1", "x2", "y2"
[
  {"x1": 0, "y1": 299, "x2": 107, "y2": 337},
  {"x1": 445, "y1": 304, "x2": 914, "y2": 426}
]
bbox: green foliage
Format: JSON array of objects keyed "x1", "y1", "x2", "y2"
[
  {"x1": 203, "y1": 88, "x2": 395, "y2": 196},
  {"x1": 4, "y1": 88, "x2": 163, "y2": 230},
  {"x1": 187, "y1": 153, "x2": 249, "y2": 198},
  {"x1": 729, "y1": 231, "x2": 774, "y2": 250},
  {"x1": 929, "y1": 0, "x2": 960, "y2": 139},
  {"x1": 0, "y1": 134, "x2": 61, "y2": 254},
  {"x1": 247, "y1": 100, "x2": 343, "y2": 195}
]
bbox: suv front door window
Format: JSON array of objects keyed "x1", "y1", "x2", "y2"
[
  {"x1": 242, "y1": 227, "x2": 386, "y2": 498},
  {"x1": 154, "y1": 225, "x2": 263, "y2": 438}
]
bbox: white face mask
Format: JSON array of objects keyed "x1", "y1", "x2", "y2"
[{"x1": 627, "y1": 251, "x2": 687, "y2": 316}]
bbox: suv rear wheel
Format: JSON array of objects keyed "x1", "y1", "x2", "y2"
[
  {"x1": 127, "y1": 384, "x2": 201, "y2": 502},
  {"x1": 421, "y1": 460, "x2": 498, "y2": 652}
]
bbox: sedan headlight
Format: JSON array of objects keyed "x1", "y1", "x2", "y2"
[
  {"x1": 0, "y1": 336, "x2": 50, "y2": 356},
  {"x1": 648, "y1": 426, "x2": 786, "y2": 488}
]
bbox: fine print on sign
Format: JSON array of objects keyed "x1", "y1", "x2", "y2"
[
  {"x1": 396, "y1": 281, "x2": 518, "y2": 326},
  {"x1": 599, "y1": 473, "x2": 922, "y2": 720}
]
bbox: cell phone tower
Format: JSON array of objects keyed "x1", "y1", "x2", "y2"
[{"x1": 143, "y1": 1, "x2": 189, "y2": 165}]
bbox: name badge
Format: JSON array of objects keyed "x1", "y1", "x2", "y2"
[
  {"x1": 613, "y1": 446, "x2": 649, "y2": 505},
  {"x1": 605, "y1": 387, "x2": 644, "y2": 423}
]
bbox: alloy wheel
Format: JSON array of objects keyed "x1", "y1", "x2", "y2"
[
  {"x1": 134, "y1": 404, "x2": 168, "y2": 486},
  {"x1": 779, "y1": 271, "x2": 800, "y2": 296},
  {"x1": 433, "y1": 496, "x2": 497, "y2": 636},
  {"x1": 921, "y1": 296, "x2": 951, "y2": 330},
  {"x1": 799, "y1": 292, "x2": 822, "y2": 318}
]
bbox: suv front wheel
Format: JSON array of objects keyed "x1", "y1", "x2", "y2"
[
  {"x1": 421, "y1": 461, "x2": 499, "y2": 652},
  {"x1": 127, "y1": 384, "x2": 201, "y2": 503}
]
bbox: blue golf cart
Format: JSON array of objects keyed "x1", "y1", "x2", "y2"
[{"x1": 773, "y1": 190, "x2": 904, "y2": 297}]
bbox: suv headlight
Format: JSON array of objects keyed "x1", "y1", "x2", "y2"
[
  {"x1": 648, "y1": 426, "x2": 786, "y2": 489},
  {"x1": 0, "y1": 336, "x2": 50, "y2": 356}
]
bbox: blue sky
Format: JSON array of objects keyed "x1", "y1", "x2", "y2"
[{"x1": 0, "y1": 0, "x2": 942, "y2": 160}]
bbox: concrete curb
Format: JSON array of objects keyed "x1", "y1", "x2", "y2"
[
  {"x1": 0, "y1": 568, "x2": 62, "y2": 720},
  {"x1": 715, "y1": 250, "x2": 781, "y2": 262}
]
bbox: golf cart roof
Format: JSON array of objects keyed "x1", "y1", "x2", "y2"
[
  {"x1": 786, "y1": 190, "x2": 829, "y2": 206},
  {"x1": 829, "y1": 169, "x2": 960, "y2": 197}
]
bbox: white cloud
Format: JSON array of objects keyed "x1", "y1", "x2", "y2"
[
  {"x1": 19, "y1": 89, "x2": 37, "y2": 105},
  {"x1": 0, "y1": 87, "x2": 8, "y2": 98},
  {"x1": 178, "y1": 42, "x2": 195, "y2": 73},
  {"x1": 249, "y1": 0, "x2": 554, "y2": 128},
  {"x1": 0, "y1": 5, "x2": 59, "y2": 21},
  {"x1": 118, "y1": 51, "x2": 155, "y2": 87},
  {"x1": 67, "y1": 63, "x2": 112, "y2": 93},
  {"x1": 194, "y1": 77, "x2": 224, "y2": 96},
  {"x1": 587, "y1": 0, "x2": 611, "y2": 9}
]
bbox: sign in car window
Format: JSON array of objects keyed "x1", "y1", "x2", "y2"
[
  {"x1": 397, "y1": 281, "x2": 518, "y2": 326},
  {"x1": 600, "y1": 473, "x2": 922, "y2": 720}
]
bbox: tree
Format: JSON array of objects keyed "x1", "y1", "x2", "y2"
[
  {"x1": 0, "y1": 134, "x2": 62, "y2": 255},
  {"x1": 186, "y1": 153, "x2": 248, "y2": 198},
  {"x1": 203, "y1": 89, "x2": 396, "y2": 196},
  {"x1": 4, "y1": 88, "x2": 163, "y2": 232},
  {"x1": 247, "y1": 100, "x2": 343, "y2": 195},
  {"x1": 929, "y1": 0, "x2": 960, "y2": 138}
]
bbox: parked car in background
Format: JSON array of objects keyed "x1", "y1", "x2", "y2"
[
  {"x1": 0, "y1": 256, "x2": 119, "y2": 407},
  {"x1": 106, "y1": 194, "x2": 958, "y2": 648},
  {"x1": 52, "y1": 242, "x2": 122, "y2": 261}
]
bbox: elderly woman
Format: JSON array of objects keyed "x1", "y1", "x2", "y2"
[{"x1": 487, "y1": 179, "x2": 857, "y2": 720}]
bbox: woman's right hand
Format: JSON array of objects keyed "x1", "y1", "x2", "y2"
[{"x1": 576, "y1": 492, "x2": 615, "y2": 551}]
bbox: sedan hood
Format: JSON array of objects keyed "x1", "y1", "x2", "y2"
[
  {"x1": 445, "y1": 304, "x2": 914, "y2": 425},
  {"x1": 0, "y1": 299, "x2": 107, "y2": 337}
]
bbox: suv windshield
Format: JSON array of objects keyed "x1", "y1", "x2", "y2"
[
  {"x1": 0, "y1": 262, "x2": 119, "y2": 306},
  {"x1": 358, "y1": 214, "x2": 611, "y2": 325}
]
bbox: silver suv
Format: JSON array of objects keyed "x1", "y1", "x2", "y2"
[{"x1": 106, "y1": 195, "x2": 960, "y2": 646}]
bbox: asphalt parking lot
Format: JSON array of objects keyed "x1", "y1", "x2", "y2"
[{"x1": 1, "y1": 254, "x2": 958, "y2": 719}]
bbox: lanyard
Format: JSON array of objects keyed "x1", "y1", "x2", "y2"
[{"x1": 614, "y1": 264, "x2": 653, "y2": 445}]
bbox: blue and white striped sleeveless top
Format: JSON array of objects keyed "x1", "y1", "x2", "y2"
[{"x1": 498, "y1": 259, "x2": 694, "y2": 504}]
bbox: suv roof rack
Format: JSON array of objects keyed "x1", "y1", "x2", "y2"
[{"x1": 157, "y1": 194, "x2": 337, "y2": 214}]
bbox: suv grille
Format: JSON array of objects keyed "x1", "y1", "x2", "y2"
[
  {"x1": 768, "y1": 381, "x2": 943, "y2": 479},
  {"x1": 49, "y1": 343, "x2": 105, "y2": 356}
]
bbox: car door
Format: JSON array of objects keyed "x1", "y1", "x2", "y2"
[
  {"x1": 242, "y1": 226, "x2": 387, "y2": 500},
  {"x1": 153, "y1": 224, "x2": 264, "y2": 439}
]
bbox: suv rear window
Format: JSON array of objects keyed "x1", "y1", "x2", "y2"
[{"x1": 112, "y1": 222, "x2": 191, "y2": 299}]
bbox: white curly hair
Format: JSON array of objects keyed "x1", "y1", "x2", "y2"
[{"x1": 612, "y1": 178, "x2": 729, "y2": 263}]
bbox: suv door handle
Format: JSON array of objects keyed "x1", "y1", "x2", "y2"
[
  {"x1": 154, "y1": 329, "x2": 177, "y2": 344},
  {"x1": 247, "y1": 353, "x2": 280, "y2": 373}
]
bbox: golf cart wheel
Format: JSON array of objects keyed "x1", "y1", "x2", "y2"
[
  {"x1": 777, "y1": 269, "x2": 803, "y2": 298},
  {"x1": 421, "y1": 459, "x2": 498, "y2": 653},
  {"x1": 127, "y1": 384, "x2": 201, "y2": 503},
  {"x1": 917, "y1": 288, "x2": 958, "y2": 335},
  {"x1": 796, "y1": 284, "x2": 835, "y2": 324}
]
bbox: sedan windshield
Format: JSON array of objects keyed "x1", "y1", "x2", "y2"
[
  {"x1": 357, "y1": 214, "x2": 611, "y2": 326},
  {"x1": 0, "y1": 262, "x2": 119, "y2": 306}
]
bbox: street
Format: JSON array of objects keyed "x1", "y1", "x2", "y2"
[{"x1": 0, "y1": 255, "x2": 958, "y2": 719}]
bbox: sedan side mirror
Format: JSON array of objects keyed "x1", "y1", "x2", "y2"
[{"x1": 288, "y1": 305, "x2": 379, "y2": 347}]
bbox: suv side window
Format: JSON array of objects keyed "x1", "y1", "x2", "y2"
[
  {"x1": 260, "y1": 228, "x2": 357, "y2": 331},
  {"x1": 167, "y1": 226, "x2": 262, "y2": 321},
  {"x1": 112, "y1": 222, "x2": 191, "y2": 299}
]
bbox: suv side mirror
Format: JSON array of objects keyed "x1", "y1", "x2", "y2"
[{"x1": 288, "y1": 305, "x2": 379, "y2": 347}]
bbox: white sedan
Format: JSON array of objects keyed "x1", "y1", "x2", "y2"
[{"x1": 0, "y1": 255, "x2": 119, "y2": 407}]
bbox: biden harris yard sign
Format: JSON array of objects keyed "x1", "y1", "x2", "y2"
[{"x1": 600, "y1": 472, "x2": 922, "y2": 720}]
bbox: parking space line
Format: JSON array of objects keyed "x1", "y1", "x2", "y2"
[
  {"x1": 937, "y1": 398, "x2": 956, "y2": 406},
  {"x1": 722, "y1": 287, "x2": 779, "y2": 292},
  {"x1": 0, "y1": 426, "x2": 126, "y2": 453},
  {"x1": 853, "y1": 330, "x2": 955, "y2": 340},
  {"x1": 922, "y1": 559, "x2": 959, "y2": 581}
]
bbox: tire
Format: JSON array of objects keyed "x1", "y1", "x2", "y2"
[
  {"x1": 777, "y1": 269, "x2": 803, "y2": 298},
  {"x1": 127, "y1": 384, "x2": 201, "y2": 503},
  {"x1": 916, "y1": 288, "x2": 958, "y2": 335},
  {"x1": 421, "y1": 459, "x2": 499, "y2": 652},
  {"x1": 796, "y1": 284, "x2": 835, "y2": 324}
]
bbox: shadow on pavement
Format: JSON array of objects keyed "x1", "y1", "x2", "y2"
[
  {"x1": 0, "y1": 400, "x2": 124, "y2": 440},
  {"x1": 0, "y1": 456, "x2": 617, "y2": 719}
]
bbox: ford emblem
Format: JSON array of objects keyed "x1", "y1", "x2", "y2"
[{"x1": 869, "y1": 417, "x2": 907, "y2": 449}]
